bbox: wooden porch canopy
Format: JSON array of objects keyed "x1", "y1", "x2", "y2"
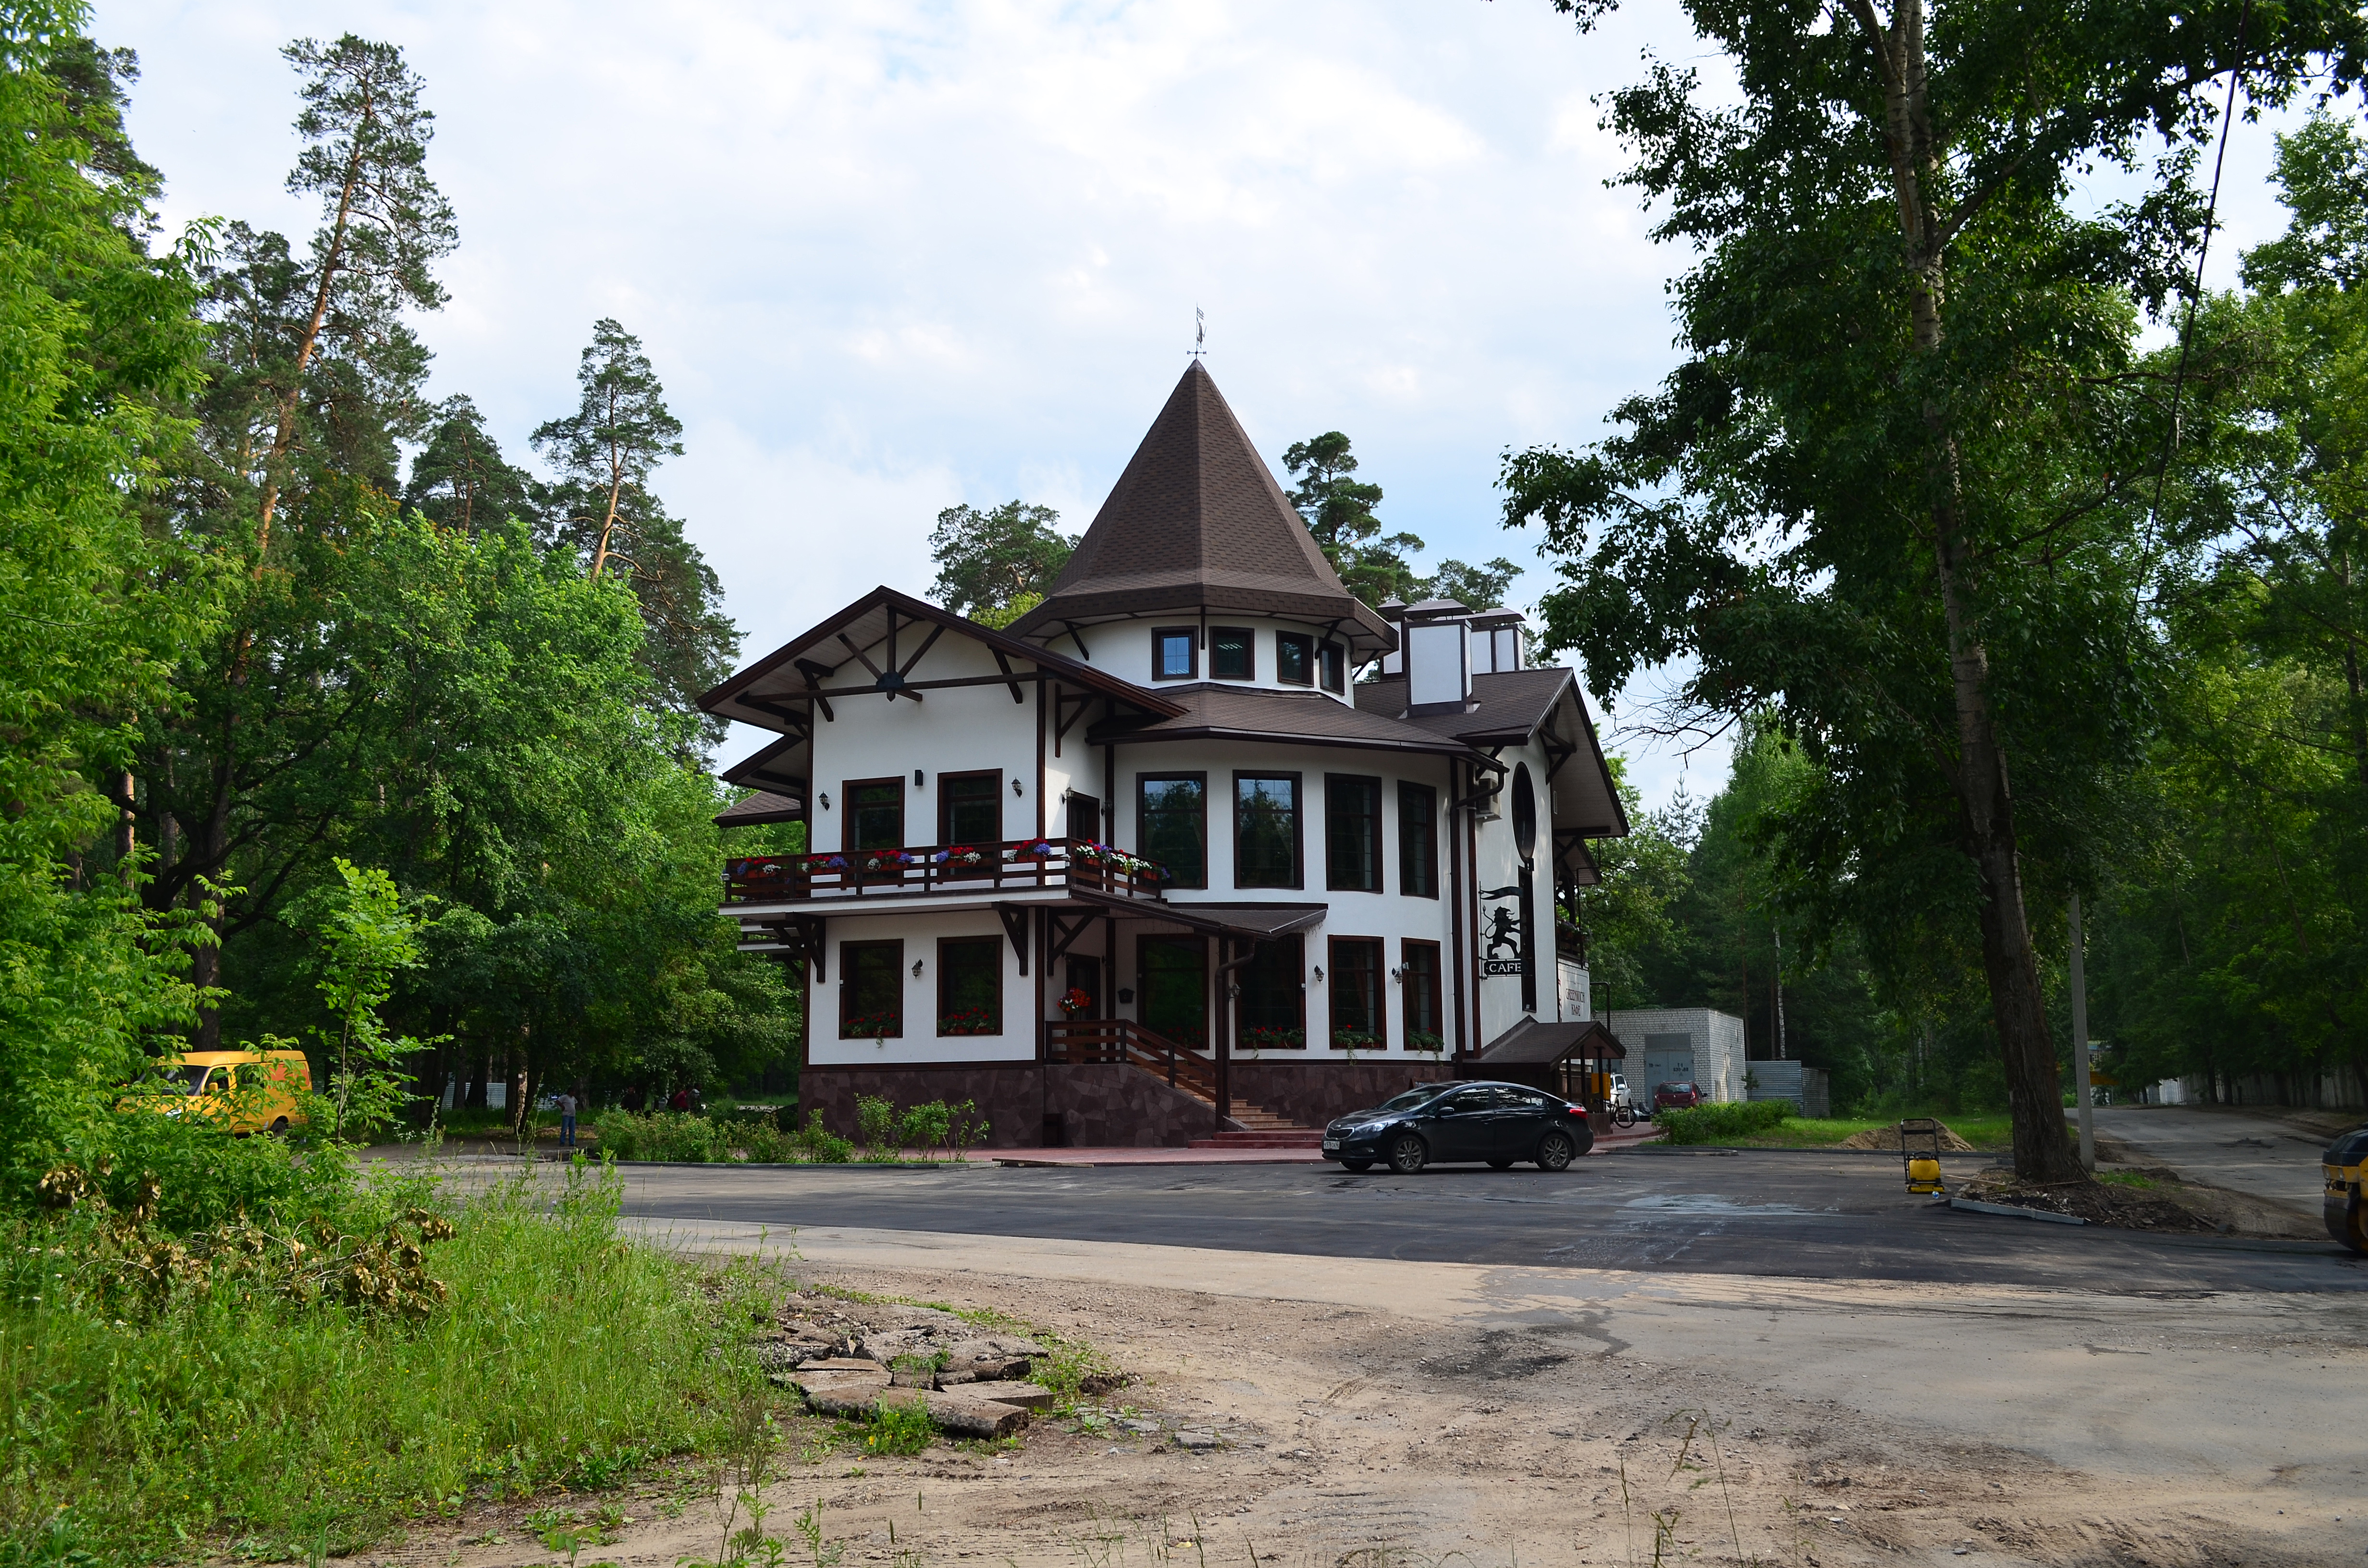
[
  {"x1": 1458, "y1": 1018, "x2": 1626, "y2": 1102},
  {"x1": 1067, "y1": 891, "x2": 1328, "y2": 943},
  {"x1": 713, "y1": 789, "x2": 803, "y2": 828}
]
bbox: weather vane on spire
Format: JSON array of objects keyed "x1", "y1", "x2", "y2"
[{"x1": 1192, "y1": 306, "x2": 1205, "y2": 358}]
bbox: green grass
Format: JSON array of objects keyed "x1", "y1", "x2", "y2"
[
  {"x1": 1659, "y1": 1110, "x2": 2016, "y2": 1150},
  {"x1": 0, "y1": 1163, "x2": 782, "y2": 1565}
]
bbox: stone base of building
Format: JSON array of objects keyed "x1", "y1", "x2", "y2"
[
  {"x1": 799, "y1": 1058, "x2": 1463, "y2": 1148},
  {"x1": 1227, "y1": 1059, "x2": 1457, "y2": 1128}
]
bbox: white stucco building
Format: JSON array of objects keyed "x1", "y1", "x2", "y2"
[{"x1": 703, "y1": 364, "x2": 1630, "y2": 1145}]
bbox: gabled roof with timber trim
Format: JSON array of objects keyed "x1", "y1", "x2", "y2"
[
  {"x1": 699, "y1": 585, "x2": 1184, "y2": 738},
  {"x1": 1005, "y1": 363, "x2": 1396, "y2": 654}
]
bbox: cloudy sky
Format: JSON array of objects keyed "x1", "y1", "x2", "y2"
[{"x1": 97, "y1": 0, "x2": 2304, "y2": 810}]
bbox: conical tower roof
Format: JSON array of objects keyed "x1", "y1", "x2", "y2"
[{"x1": 1007, "y1": 363, "x2": 1396, "y2": 652}]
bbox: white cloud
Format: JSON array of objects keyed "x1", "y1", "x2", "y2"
[{"x1": 94, "y1": 0, "x2": 1794, "y2": 808}]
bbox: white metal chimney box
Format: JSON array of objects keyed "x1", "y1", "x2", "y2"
[{"x1": 1406, "y1": 618, "x2": 1471, "y2": 710}]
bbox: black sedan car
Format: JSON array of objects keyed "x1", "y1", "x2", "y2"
[{"x1": 1323, "y1": 1081, "x2": 1594, "y2": 1173}]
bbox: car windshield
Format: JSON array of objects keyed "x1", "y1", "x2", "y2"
[
  {"x1": 1376, "y1": 1087, "x2": 1449, "y2": 1112},
  {"x1": 174, "y1": 1066, "x2": 210, "y2": 1095}
]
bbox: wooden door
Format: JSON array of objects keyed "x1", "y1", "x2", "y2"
[{"x1": 1139, "y1": 936, "x2": 1207, "y2": 1049}]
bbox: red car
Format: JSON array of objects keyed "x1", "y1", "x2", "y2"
[{"x1": 1653, "y1": 1081, "x2": 1703, "y2": 1109}]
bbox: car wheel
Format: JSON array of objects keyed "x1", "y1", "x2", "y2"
[
  {"x1": 1342, "y1": 1160, "x2": 1374, "y2": 1173},
  {"x1": 1536, "y1": 1130, "x2": 1577, "y2": 1171},
  {"x1": 1386, "y1": 1133, "x2": 1429, "y2": 1175},
  {"x1": 271, "y1": 1116, "x2": 289, "y2": 1134},
  {"x1": 1486, "y1": 1157, "x2": 1515, "y2": 1170}
]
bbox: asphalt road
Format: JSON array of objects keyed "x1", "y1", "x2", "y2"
[
  {"x1": 2096, "y1": 1103, "x2": 2347, "y2": 1220},
  {"x1": 609, "y1": 1147, "x2": 2365, "y2": 1294}
]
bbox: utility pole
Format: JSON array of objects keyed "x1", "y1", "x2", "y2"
[
  {"x1": 2069, "y1": 895, "x2": 2095, "y2": 1173},
  {"x1": 1772, "y1": 924, "x2": 1787, "y2": 1061}
]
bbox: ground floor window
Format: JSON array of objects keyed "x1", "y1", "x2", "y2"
[
  {"x1": 938, "y1": 936, "x2": 1003, "y2": 1034},
  {"x1": 1401, "y1": 939, "x2": 1443, "y2": 1054},
  {"x1": 1328, "y1": 936, "x2": 1384, "y2": 1049},
  {"x1": 1238, "y1": 934, "x2": 1305, "y2": 1049},
  {"x1": 840, "y1": 940, "x2": 903, "y2": 1037}
]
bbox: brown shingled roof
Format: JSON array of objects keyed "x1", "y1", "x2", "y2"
[
  {"x1": 1086, "y1": 683, "x2": 1487, "y2": 760},
  {"x1": 1007, "y1": 363, "x2": 1396, "y2": 652},
  {"x1": 1356, "y1": 667, "x2": 1629, "y2": 838},
  {"x1": 714, "y1": 790, "x2": 802, "y2": 827}
]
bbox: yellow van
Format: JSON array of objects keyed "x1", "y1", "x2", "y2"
[{"x1": 133, "y1": 1051, "x2": 312, "y2": 1136}]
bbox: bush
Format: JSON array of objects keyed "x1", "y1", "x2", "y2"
[
  {"x1": 1658, "y1": 1099, "x2": 1793, "y2": 1143},
  {"x1": 590, "y1": 1110, "x2": 732, "y2": 1164},
  {"x1": 1, "y1": 1164, "x2": 768, "y2": 1563},
  {"x1": 898, "y1": 1099, "x2": 951, "y2": 1154},
  {"x1": 794, "y1": 1110, "x2": 854, "y2": 1164},
  {"x1": 857, "y1": 1396, "x2": 937, "y2": 1455},
  {"x1": 591, "y1": 1109, "x2": 856, "y2": 1164},
  {"x1": 855, "y1": 1095, "x2": 900, "y2": 1160}
]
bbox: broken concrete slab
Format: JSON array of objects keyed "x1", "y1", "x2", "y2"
[
  {"x1": 789, "y1": 1361, "x2": 891, "y2": 1411},
  {"x1": 938, "y1": 1335, "x2": 1046, "y2": 1381},
  {"x1": 960, "y1": 1379, "x2": 1057, "y2": 1410},
  {"x1": 907, "y1": 1390, "x2": 1030, "y2": 1439}
]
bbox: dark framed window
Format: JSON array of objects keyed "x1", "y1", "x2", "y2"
[
  {"x1": 1401, "y1": 939, "x2": 1443, "y2": 1051},
  {"x1": 1138, "y1": 774, "x2": 1208, "y2": 888},
  {"x1": 1209, "y1": 626, "x2": 1254, "y2": 681},
  {"x1": 1152, "y1": 627, "x2": 1197, "y2": 681},
  {"x1": 1398, "y1": 781, "x2": 1438, "y2": 898},
  {"x1": 937, "y1": 936, "x2": 1002, "y2": 1035},
  {"x1": 1066, "y1": 791, "x2": 1101, "y2": 843},
  {"x1": 938, "y1": 770, "x2": 1001, "y2": 846},
  {"x1": 847, "y1": 778, "x2": 904, "y2": 851},
  {"x1": 1275, "y1": 632, "x2": 1314, "y2": 686},
  {"x1": 1325, "y1": 775, "x2": 1382, "y2": 892},
  {"x1": 1320, "y1": 640, "x2": 1346, "y2": 693},
  {"x1": 1329, "y1": 936, "x2": 1385, "y2": 1048},
  {"x1": 1234, "y1": 772, "x2": 1302, "y2": 888},
  {"x1": 1238, "y1": 935, "x2": 1305, "y2": 1049},
  {"x1": 839, "y1": 940, "x2": 903, "y2": 1037}
]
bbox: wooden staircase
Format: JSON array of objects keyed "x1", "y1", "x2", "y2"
[{"x1": 1045, "y1": 1019, "x2": 1320, "y2": 1146}]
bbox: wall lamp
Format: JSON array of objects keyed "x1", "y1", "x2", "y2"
[
  {"x1": 914, "y1": 769, "x2": 926, "y2": 787},
  {"x1": 1312, "y1": 965, "x2": 1325, "y2": 982},
  {"x1": 1012, "y1": 778, "x2": 1024, "y2": 796},
  {"x1": 818, "y1": 792, "x2": 831, "y2": 809},
  {"x1": 912, "y1": 958, "x2": 925, "y2": 978}
]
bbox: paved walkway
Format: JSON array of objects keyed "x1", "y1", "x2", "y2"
[
  {"x1": 2095, "y1": 1103, "x2": 2353, "y2": 1223},
  {"x1": 991, "y1": 1120, "x2": 1665, "y2": 1166}
]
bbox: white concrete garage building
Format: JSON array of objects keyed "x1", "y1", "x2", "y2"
[{"x1": 1599, "y1": 1006, "x2": 1748, "y2": 1102}]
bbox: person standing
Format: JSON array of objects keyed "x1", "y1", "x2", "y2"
[{"x1": 555, "y1": 1089, "x2": 578, "y2": 1151}]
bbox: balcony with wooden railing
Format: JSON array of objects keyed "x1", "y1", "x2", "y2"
[{"x1": 723, "y1": 837, "x2": 1168, "y2": 906}]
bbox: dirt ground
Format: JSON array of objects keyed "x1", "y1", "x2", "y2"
[{"x1": 378, "y1": 1219, "x2": 2368, "y2": 1568}]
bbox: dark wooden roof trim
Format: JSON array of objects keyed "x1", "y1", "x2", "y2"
[{"x1": 700, "y1": 586, "x2": 1182, "y2": 728}]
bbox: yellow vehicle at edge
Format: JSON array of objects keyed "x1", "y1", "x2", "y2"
[{"x1": 126, "y1": 1050, "x2": 312, "y2": 1136}]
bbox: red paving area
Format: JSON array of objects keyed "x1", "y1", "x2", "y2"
[{"x1": 991, "y1": 1121, "x2": 1664, "y2": 1166}]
